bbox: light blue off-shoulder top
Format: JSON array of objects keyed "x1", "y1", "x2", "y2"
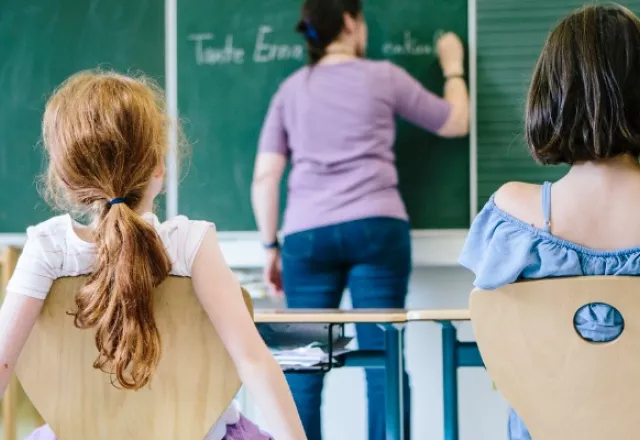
[{"x1": 459, "y1": 181, "x2": 632, "y2": 440}]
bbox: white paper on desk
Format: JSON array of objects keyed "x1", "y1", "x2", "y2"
[{"x1": 271, "y1": 341, "x2": 353, "y2": 368}]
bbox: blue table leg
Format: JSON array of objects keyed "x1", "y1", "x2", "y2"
[
  {"x1": 442, "y1": 322, "x2": 459, "y2": 440},
  {"x1": 382, "y1": 323, "x2": 405, "y2": 440}
]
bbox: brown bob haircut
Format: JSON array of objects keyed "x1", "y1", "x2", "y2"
[{"x1": 526, "y1": 4, "x2": 640, "y2": 165}]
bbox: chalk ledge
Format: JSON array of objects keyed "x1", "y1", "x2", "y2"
[{"x1": 0, "y1": 229, "x2": 468, "y2": 269}]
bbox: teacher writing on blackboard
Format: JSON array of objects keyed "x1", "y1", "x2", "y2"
[{"x1": 251, "y1": 0, "x2": 469, "y2": 438}]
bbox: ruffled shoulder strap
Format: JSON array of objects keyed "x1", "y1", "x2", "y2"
[{"x1": 459, "y1": 197, "x2": 579, "y2": 289}]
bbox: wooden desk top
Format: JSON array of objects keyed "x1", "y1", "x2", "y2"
[
  {"x1": 406, "y1": 309, "x2": 471, "y2": 321},
  {"x1": 254, "y1": 308, "x2": 471, "y2": 324},
  {"x1": 254, "y1": 309, "x2": 410, "y2": 324}
]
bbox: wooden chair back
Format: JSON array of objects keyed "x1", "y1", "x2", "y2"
[
  {"x1": 470, "y1": 277, "x2": 640, "y2": 439},
  {"x1": 1, "y1": 247, "x2": 20, "y2": 440},
  {"x1": 15, "y1": 276, "x2": 253, "y2": 440}
]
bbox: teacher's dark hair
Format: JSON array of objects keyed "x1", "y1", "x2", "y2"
[
  {"x1": 526, "y1": 4, "x2": 640, "y2": 165},
  {"x1": 296, "y1": 0, "x2": 362, "y2": 65}
]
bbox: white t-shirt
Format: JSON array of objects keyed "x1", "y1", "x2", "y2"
[{"x1": 6, "y1": 213, "x2": 240, "y2": 439}]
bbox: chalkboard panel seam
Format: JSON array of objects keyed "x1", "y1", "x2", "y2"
[
  {"x1": 469, "y1": 0, "x2": 479, "y2": 220},
  {"x1": 165, "y1": 0, "x2": 179, "y2": 218}
]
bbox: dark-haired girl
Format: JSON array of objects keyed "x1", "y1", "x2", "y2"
[
  {"x1": 459, "y1": 5, "x2": 640, "y2": 439},
  {"x1": 251, "y1": 1, "x2": 469, "y2": 438}
]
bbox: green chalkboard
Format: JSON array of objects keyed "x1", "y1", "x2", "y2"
[
  {"x1": 476, "y1": 0, "x2": 640, "y2": 208},
  {"x1": 0, "y1": 0, "x2": 164, "y2": 233},
  {"x1": 178, "y1": 0, "x2": 469, "y2": 231}
]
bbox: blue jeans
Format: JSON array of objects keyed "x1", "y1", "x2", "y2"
[{"x1": 281, "y1": 217, "x2": 412, "y2": 440}]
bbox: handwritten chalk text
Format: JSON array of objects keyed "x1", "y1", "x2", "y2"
[
  {"x1": 254, "y1": 26, "x2": 304, "y2": 63},
  {"x1": 382, "y1": 31, "x2": 434, "y2": 57},
  {"x1": 188, "y1": 33, "x2": 245, "y2": 65},
  {"x1": 188, "y1": 28, "x2": 443, "y2": 66}
]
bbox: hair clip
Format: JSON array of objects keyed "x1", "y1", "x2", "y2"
[{"x1": 304, "y1": 19, "x2": 320, "y2": 42}]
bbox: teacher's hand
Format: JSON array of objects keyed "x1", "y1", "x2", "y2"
[
  {"x1": 264, "y1": 248, "x2": 284, "y2": 299},
  {"x1": 437, "y1": 32, "x2": 465, "y2": 78}
]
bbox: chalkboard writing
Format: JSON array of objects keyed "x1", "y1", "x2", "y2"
[{"x1": 187, "y1": 27, "x2": 443, "y2": 66}]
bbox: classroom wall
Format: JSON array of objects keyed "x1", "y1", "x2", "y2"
[{"x1": 245, "y1": 266, "x2": 509, "y2": 440}]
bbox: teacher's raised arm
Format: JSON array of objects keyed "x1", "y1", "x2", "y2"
[{"x1": 251, "y1": 1, "x2": 469, "y2": 439}]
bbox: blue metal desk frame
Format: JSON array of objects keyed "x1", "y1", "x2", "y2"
[
  {"x1": 439, "y1": 322, "x2": 484, "y2": 440},
  {"x1": 262, "y1": 319, "x2": 483, "y2": 440}
]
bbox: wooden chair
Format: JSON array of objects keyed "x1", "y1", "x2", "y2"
[
  {"x1": 14, "y1": 276, "x2": 253, "y2": 440},
  {"x1": 1, "y1": 247, "x2": 20, "y2": 440},
  {"x1": 470, "y1": 276, "x2": 640, "y2": 440}
]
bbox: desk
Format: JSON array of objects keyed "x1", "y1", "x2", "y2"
[{"x1": 255, "y1": 309, "x2": 483, "y2": 440}]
